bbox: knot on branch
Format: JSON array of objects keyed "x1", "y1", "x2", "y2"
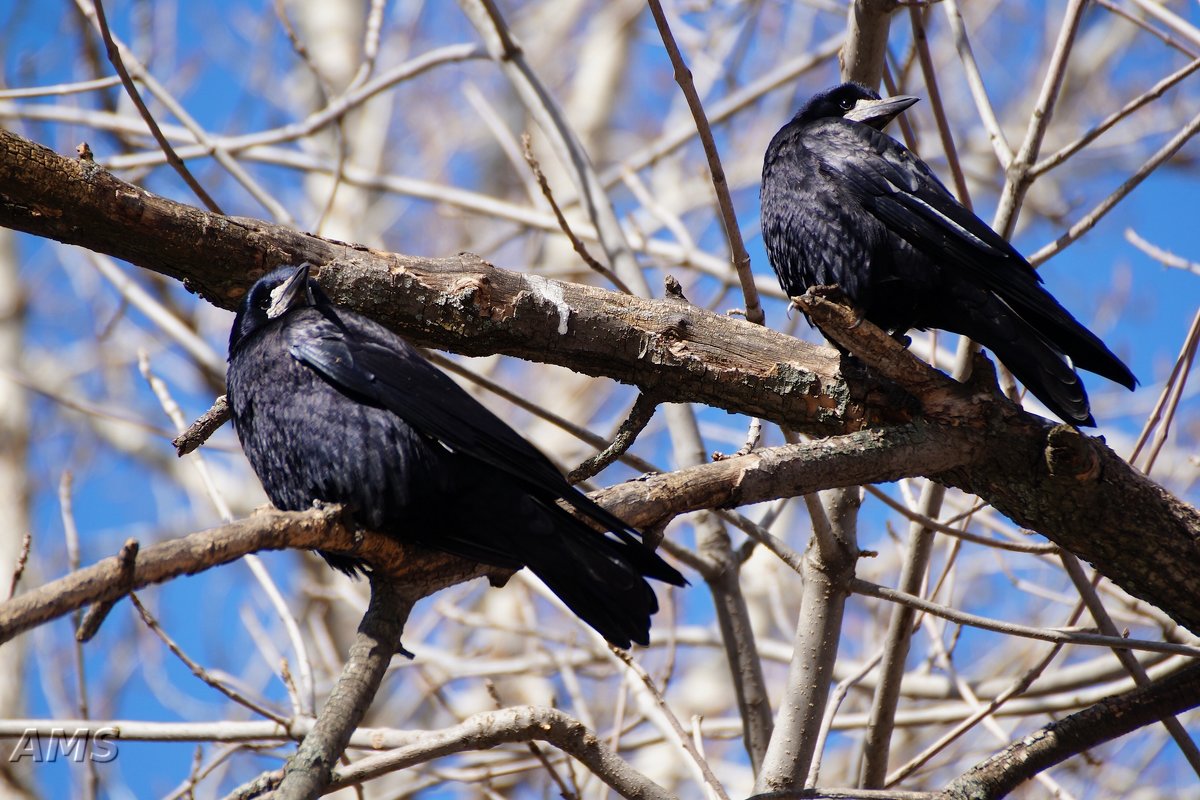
[
  {"x1": 1044, "y1": 425, "x2": 1102, "y2": 482},
  {"x1": 448, "y1": 273, "x2": 494, "y2": 318},
  {"x1": 659, "y1": 312, "x2": 693, "y2": 341}
]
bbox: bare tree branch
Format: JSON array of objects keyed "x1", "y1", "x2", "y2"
[
  {"x1": 943, "y1": 662, "x2": 1200, "y2": 800},
  {"x1": 276, "y1": 575, "x2": 414, "y2": 800},
  {"x1": 329, "y1": 705, "x2": 678, "y2": 800}
]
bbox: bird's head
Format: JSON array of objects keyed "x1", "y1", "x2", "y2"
[
  {"x1": 797, "y1": 82, "x2": 918, "y2": 130},
  {"x1": 229, "y1": 263, "x2": 326, "y2": 353}
]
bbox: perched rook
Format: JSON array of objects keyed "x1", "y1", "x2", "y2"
[
  {"x1": 227, "y1": 264, "x2": 685, "y2": 648},
  {"x1": 761, "y1": 82, "x2": 1136, "y2": 426}
]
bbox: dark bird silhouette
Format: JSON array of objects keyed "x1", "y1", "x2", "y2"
[
  {"x1": 226, "y1": 264, "x2": 685, "y2": 648},
  {"x1": 761, "y1": 82, "x2": 1136, "y2": 426}
]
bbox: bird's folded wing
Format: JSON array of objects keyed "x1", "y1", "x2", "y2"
[
  {"x1": 285, "y1": 313, "x2": 650, "y2": 544},
  {"x1": 827, "y1": 125, "x2": 1135, "y2": 385},
  {"x1": 284, "y1": 316, "x2": 561, "y2": 480},
  {"x1": 824, "y1": 125, "x2": 1051, "y2": 295}
]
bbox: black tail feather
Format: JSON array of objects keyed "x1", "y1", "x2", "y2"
[
  {"x1": 1000, "y1": 283, "x2": 1137, "y2": 391},
  {"x1": 520, "y1": 511, "x2": 685, "y2": 648},
  {"x1": 946, "y1": 287, "x2": 1097, "y2": 425}
]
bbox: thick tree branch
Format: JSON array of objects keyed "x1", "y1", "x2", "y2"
[
  {"x1": 840, "y1": 0, "x2": 897, "y2": 87},
  {"x1": 594, "y1": 425, "x2": 970, "y2": 531},
  {"x1": 0, "y1": 429, "x2": 971, "y2": 647},
  {"x1": 943, "y1": 662, "x2": 1200, "y2": 800},
  {"x1": 0, "y1": 506, "x2": 493, "y2": 646},
  {"x1": 0, "y1": 127, "x2": 897, "y2": 437},
  {"x1": 801, "y1": 291, "x2": 1200, "y2": 634}
]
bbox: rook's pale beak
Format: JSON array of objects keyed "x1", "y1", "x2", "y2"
[
  {"x1": 845, "y1": 95, "x2": 919, "y2": 130},
  {"x1": 267, "y1": 263, "x2": 313, "y2": 319}
]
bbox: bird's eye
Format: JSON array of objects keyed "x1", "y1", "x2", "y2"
[
  {"x1": 838, "y1": 97, "x2": 855, "y2": 111},
  {"x1": 256, "y1": 291, "x2": 272, "y2": 310}
]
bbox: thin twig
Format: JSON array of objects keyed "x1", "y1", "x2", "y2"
[
  {"x1": 88, "y1": 253, "x2": 225, "y2": 376},
  {"x1": 610, "y1": 645, "x2": 732, "y2": 800},
  {"x1": 1127, "y1": 228, "x2": 1200, "y2": 276},
  {"x1": 646, "y1": 0, "x2": 762, "y2": 325},
  {"x1": 941, "y1": 0, "x2": 1012, "y2": 167},
  {"x1": 89, "y1": 0, "x2": 223, "y2": 213},
  {"x1": 76, "y1": 538, "x2": 138, "y2": 641},
  {"x1": 60, "y1": 470, "x2": 99, "y2": 800},
  {"x1": 943, "y1": 662, "x2": 1200, "y2": 800},
  {"x1": 1032, "y1": 54, "x2": 1200, "y2": 178},
  {"x1": 1058, "y1": 553, "x2": 1200, "y2": 775},
  {"x1": 568, "y1": 392, "x2": 659, "y2": 484},
  {"x1": 993, "y1": 0, "x2": 1088, "y2": 237},
  {"x1": 1138, "y1": 310, "x2": 1198, "y2": 475},
  {"x1": 485, "y1": 681, "x2": 580, "y2": 800},
  {"x1": 172, "y1": 395, "x2": 232, "y2": 457},
  {"x1": 850, "y1": 577, "x2": 1200, "y2": 658},
  {"x1": 348, "y1": 0, "x2": 388, "y2": 90},
  {"x1": 908, "y1": 6, "x2": 972, "y2": 208},
  {"x1": 662, "y1": 402, "x2": 773, "y2": 774},
  {"x1": 139, "y1": 350, "x2": 317, "y2": 718},
  {"x1": 858, "y1": 480, "x2": 946, "y2": 788},
  {"x1": 599, "y1": 34, "x2": 844, "y2": 188},
  {"x1": 1094, "y1": 0, "x2": 1200, "y2": 58},
  {"x1": 1029, "y1": 108, "x2": 1200, "y2": 266},
  {"x1": 521, "y1": 133, "x2": 632, "y2": 294},
  {"x1": 886, "y1": 619, "x2": 1072, "y2": 786},
  {"x1": 806, "y1": 652, "x2": 885, "y2": 787},
  {"x1": 458, "y1": 0, "x2": 648, "y2": 295},
  {"x1": 98, "y1": 44, "x2": 487, "y2": 173},
  {"x1": 271, "y1": 0, "x2": 345, "y2": 234},
  {"x1": 129, "y1": 592, "x2": 289, "y2": 725},
  {"x1": 0, "y1": 75, "x2": 122, "y2": 99},
  {"x1": 863, "y1": 486, "x2": 1057, "y2": 554},
  {"x1": 7, "y1": 532, "x2": 31, "y2": 600},
  {"x1": 425, "y1": 351, "x2": 659, "y2": 475},
  {"x1": 325, "y1": 705, "x2": 675, "y2": 800},
  {"x1": 1125, "y1": 0, "x2": 1200, "y2": 49}
]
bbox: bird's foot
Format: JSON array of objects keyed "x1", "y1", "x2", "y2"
[
  {"x1": 311, "y1": 498, "x2": 347, "y2": 517},
  {"x1": 802, "y1": 283, "x2": 848, "y2": 303},
  {"x1": 890, "y1": 331, "x2": 912, "y2": 349}
]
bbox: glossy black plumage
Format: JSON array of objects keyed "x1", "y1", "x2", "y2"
[
  {"x1": 226, "y1": 264, "x2": 685, "y2": 648},
  {"x1": 761, "y1": 82, "x2": 1136, "y2": 426}
]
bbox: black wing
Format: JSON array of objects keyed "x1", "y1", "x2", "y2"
[
  {"x1": 816, "y1": 121, "x2": 1136, "y2": 389},
  {"x1": 283, "y1": 307, "x2": 669, "y2": 560},
  {"x1": 816, "y1": 122, "x2": 1033, "y2": 285}
]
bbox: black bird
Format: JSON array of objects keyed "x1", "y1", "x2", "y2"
[
  {"x1": 226, "y1": 264, "x2": 685, "y2": 648},
  {"x1": 761, "y1": 82, "x2": 1136, "y2": 426}
]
